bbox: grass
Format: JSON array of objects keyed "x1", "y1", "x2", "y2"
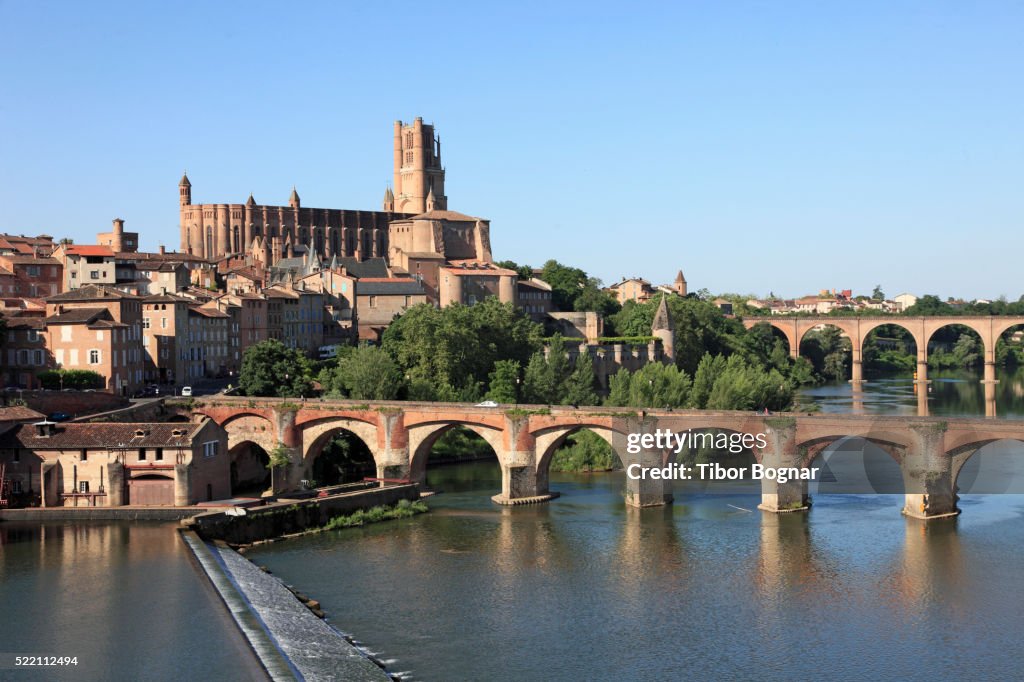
[{"x1": 324, "y1": 499, "x2": 429, "y2": 530}]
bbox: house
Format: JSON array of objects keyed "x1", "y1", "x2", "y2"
[{"x1": 0, "y1": 419, "x2": 229, "y2": 507}]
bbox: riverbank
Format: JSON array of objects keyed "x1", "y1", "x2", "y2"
[{"x1": 181, "y1": 530, "x2": 391, "y2": 681}]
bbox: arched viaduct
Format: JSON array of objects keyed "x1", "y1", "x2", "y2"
[
  {"x1": 187, "y1": 397, "x2": 1024, "y2": 521},
  {"x1": 743, "y1": 315, "x2": 1024, "y2": 384}
]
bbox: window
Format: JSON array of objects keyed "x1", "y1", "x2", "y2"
[
  {"x1": 26, "y1": 265, "x2": 40, "y2": 277},
  {"x1": 32, "y1": 350, "x2": 43, "y2": 366},
  {"x1": 80, "y1": 450, "x2": 88, "y2": 462},
  {"x1": 203, "y1": 441, "x2": 218, "y2": 458},
  {"x1": 155, "y1": 448, "x2": 163, "y2": 461},
  {"x1": 405, "y1": 151, "x2": 413, "y2": 164},
  {"x1": 79, "y1": 481, "x2": 89, "y2": 493},
  {"x1": 143, "y1": 317, "x2": 150, "y2": 329},
  {"x1": 12, "y1": 451, "x2": 19, "y2": 463},
  {"x1": 139, "y1": 448, "x2": 146, "y2": 461},
  {"x1": 11, "y1": 480, "x2": 22, "y2": 494},
  {"x1": 161, "y1": 317, "x2": 167, "y2": 329},
  {"x1": 71, "y1": 271, "x2": 77, "y2": 278},
  {"x1": 368, "y1": 296, "x2": 376, "y2": 308},
  {"x1": 89, "y1": 349, "x2": 101, "y2": 364},
  {"x1": 27, "y1": 330, "x2": 39, "y2": 342},
  {"x1": 90, "y1": 270, "x2": 100, "y2": 279}
]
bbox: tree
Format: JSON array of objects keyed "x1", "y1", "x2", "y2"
[
  {"x1": 563, "y1": 351, "x2": 599, "y2": 406},
  {"x1": 267, "y1": 442, "x2": 291, "y2": 493},
  {"x1": 486, "y1": 359, "x2": 521, "y2": 403},
  {"x1": 382, "y1": 299, "x2": 541, "y2": 402},
  {"x1": 37, "y1": 369, "x2": 104, "y2": 390},
  {"x1": 239, "y1": 339, "x2": 313, "y2": 397},
  {"x1": 538, "y1": 260, "x2": 589, "y2": 311},
  {"x1": 605, "y1": 363, "x2": 692, "y2": 408},
  {"x1": 522, "y1": 351, "x2": 557, "y2": 404},
  {"x1": 322, "y1": 345, "x2": 404, "y2": 400},
  {"x1": 871, "y1": 285, "x2": 885, "y2": 302}
]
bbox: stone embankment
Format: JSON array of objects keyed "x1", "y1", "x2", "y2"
[
  {"x1": 184, "y1": 484, "x2": 420, "y2": 545},
  {"x1": 182, "y1": 530, "x2": 391, "y2": 681}
]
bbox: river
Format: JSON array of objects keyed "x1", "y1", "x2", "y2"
[
  {"x1": 6, "y1": 369, "x2": 1024, "y2": 681},
  {"x1": 244, "y1": 367, "x2": 1024, "y2": 681}
]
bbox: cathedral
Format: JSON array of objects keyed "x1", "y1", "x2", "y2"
[{"x1": 178, "y1": 117, "x2": 479, "y2": 269}]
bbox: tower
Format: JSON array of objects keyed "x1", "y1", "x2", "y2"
[
  {"x1": 382, "y1": 186, "x2": 395, "y2": 212},
  {"x1": 179, "y1": 172, "x2": 191, "y2": 206},
  {"x1": 674, "y1": 269, "x2": 687, "y2": 296},
  {"x1": 288, "y1": 186, "x2": 300, "y2": 209},
  {"x1": 392, "y1": 117, "x2": 447, "y2": 214},
  {"x1": 652, "y1": 295, "x2": 675, "y2": 362}
]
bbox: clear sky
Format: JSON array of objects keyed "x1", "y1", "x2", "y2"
[{"x1": 1, "y1": 1, "x2": 1021, "y2": 300}]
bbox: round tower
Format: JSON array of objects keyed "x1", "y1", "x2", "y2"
[{"x1": 651, "y1": 295, "x2": 675, "y2": 362}]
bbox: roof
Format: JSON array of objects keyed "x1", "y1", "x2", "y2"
[
  {"x1": 401, "y1": 252, "x2": 447, "y2": 260},
  {"x1": 179, "y1": 173, "x2": 191, "y2": 187},
  {"x1": 404, "y1": 209, "x2": 483, "y2": 222},
  {"x1": 0, "y1": 421, "x2": 205, "y2": 449},
  {"x1": 62, "y1": 245, "x2": 115, "y2": 257},
  {"x1": 189, "y1": 306, "x2": 230, "y2": 318},
  {"x1": 47, "y1": 285, "x2": 140, "y2": 302},
  {"x1": 143, "y1": 293, "x2": 189, "y2": 304},
  {"x1": 336, "y1": 257, "x2": 389, "y2": 279},
  {"x1": 518, "y1": 278, "x2": 552, "y2": 292},
  {"x1": 440, "y1": 262, "x2": 518, "y2": 277},
  {"x1": 357, "y1": 279, "x2": 426, "y2": 296},
  {"x1": 0, "y1": 406, "x2": 46, "y2": 423},
  {"x1": 44, "y1": 307, "x2": 111, "y2": 325},
  {"x1": 263, "y1": 287, "x2": 299, "y2": 299},
  {"x1": 0, "y1": 255, "x2": 61, "y2": 265},
  {"x1": 652, "y1": 295, "x2": 674, "y2": 331},
  {"x1": 227, "y1": 266, "x2": 262, "y2": 281}
]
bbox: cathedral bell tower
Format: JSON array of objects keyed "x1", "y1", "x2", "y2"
[{"x1": 392, "y1": 117, "x2": 447, "y2": 214}]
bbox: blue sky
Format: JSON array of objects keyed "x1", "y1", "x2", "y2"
[{"x1": 1, "y1": 1, "x2": 1021, "y2": 300}]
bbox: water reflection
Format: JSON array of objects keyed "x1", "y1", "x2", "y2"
[
  {"x1": 798, "y1": 366, "x2": 1024, "y2": 419},
  {"x1": 0, "y1": 522, "x2": 263, "y2": 682}
]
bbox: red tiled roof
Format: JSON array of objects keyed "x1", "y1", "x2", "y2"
[
  {"x1": 0, "y1": 422, "x2": 205, "y2": 449},
  {"x1": 63, "y1": 245, "x2": 115, "y2": 257}
]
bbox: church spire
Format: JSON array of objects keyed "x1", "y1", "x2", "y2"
[{"x1": 288, "y1": 186, "x2": 300, "y2": 209}]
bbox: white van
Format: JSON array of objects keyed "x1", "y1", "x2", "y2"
[
  {"x1": 318, "y1": 345, "x2": 339, "y2": 360},
  {"x1": 181, "y1": 386, "x2": 193, "y2": 397}
]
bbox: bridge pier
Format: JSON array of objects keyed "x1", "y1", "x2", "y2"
[
  {"x1": 492, "y1": 455, "x2": 556, "y2": 505},
  {"x1": 377, "y1": 448, "x2": 411, "y2": 484},
  {"x1": 757, "y1": 419, "x2": 810, "y2": 513},
  {"x1": 623, "y1": 421, "x2": 673, "y2": 508},
  {"x1": 901, "y1": 423, "x2": 959, "y2": 520}
]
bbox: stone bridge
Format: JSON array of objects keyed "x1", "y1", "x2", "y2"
[{"x1": 186, "y1": 397, "x2": 1024, "y2": 520}]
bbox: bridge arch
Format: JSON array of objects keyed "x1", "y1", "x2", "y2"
[
  {"x1": 949, "y1": 437, "x2": 1024, "y2": 495},
  {"x1": 301, "y1": 418, "x2": 381, "y2": 469},
  {"x1": 408, "y1": 421, "x2": 506, "y2": 484},
  {"x1": 220, "y1": 414, "x2": 279, "y2": 455}
]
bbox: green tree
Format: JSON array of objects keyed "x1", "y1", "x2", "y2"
[
  {"x1": 486, "y1": 359, "x2": 521, "y2": 403},
  {"x1": 267, "y1": 442, "x2": 291, "y2": 493},
  {"x1": 239, "y1": 339, "x2": 313, "y2": 397},
  {"x1": 538, "y1": 259, "x2": 589, "y2": 311},
  {"x1": 382, "y1": 299, "x2": 541, "y2": 402},
  {"x1": 563, "y1": 351, "x2": 599, "y2": 406},
  {"x1": 322, "y1": 345, "x2": 404, "y2": 400},
  {"x1": 871, "y1": 285, "x2": 885, "y2": 301},
  {"x1": 37, "y1": 369, "x2": 105, "y2": 390},
  {"x1": 522, "y1": 351, "x2": 557, "y2": 404},
  {"x1": 605, "y1": 363, "x2": 692, "y2": 408}
]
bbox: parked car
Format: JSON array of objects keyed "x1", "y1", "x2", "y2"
[
  {"x1": 475, "y1": 400, "x2": 499, "y2": 408},
  {"x1": 48, "y1": 412, "x2": 72, "y2": 422},
  {"x1": 181, "y1": 386, "x2": 193, "y2": 397}
]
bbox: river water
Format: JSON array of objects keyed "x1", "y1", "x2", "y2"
[
  {"x1": 245, "y1": 367, "x2": 1024, "y2": 681},
  {"x1": 6, "y1": 368, "x2": 1024, "y2": 681},
  {"x1": 0, "y1": 522, "x2": 265, "y2": 681}
]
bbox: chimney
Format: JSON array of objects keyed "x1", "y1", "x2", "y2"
[
  {"x1": 159, "y1": 245, "x2": 166, "y2": 255},
  {"x1": 34, "y1": 420, "x2": 57, "y2": 438}
]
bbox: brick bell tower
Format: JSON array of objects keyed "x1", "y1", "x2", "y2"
[{"x1": 389, "y1": 117, "x2": 447, "y2": 215}]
